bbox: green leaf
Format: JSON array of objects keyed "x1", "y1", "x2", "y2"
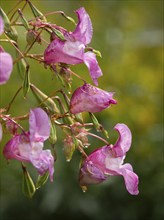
[
  {"x1": 36, "y1": 172, "x2": 49, "y2": 190},
  {"x1": 22, "y1": 167, "x2": 36, "y2": 198}
]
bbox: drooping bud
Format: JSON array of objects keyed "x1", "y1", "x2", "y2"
[
  {"x1": 6, "y1": 120, "x2": 18, "y2": 135},
  {"x1": 26, "y1": 29, "x2": 41, "y2": 45},
  {"x1": 63, "y1": 136, "x2": 75, "y2": 162}
]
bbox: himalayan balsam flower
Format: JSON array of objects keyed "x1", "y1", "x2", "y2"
[
  {"x1": 0, "y1": 16, "x2": 13, "y2": 85},
  {"x1": 79, "y1": 123, "x2": 139, "y2": 195},
  {"x1": 3, "y1": 108, "x2": 54, "y2": 181},
  {"x1": 44, "y1": 7, "x2": 102, "y2": 86},
  {"x1": 70, "y1": 83, "x2": 117, "y2": 114}
]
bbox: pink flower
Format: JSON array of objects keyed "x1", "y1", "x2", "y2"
[
  {"x1": 44, "y1": 7, "x2": 102, "y2": 86},
  {"x1": 79, "y1": 123, "x2": 139, "y2": 195},
  {"x1": 3, "y1": 108, "x2": 54, "y2": 181},
  {"x1": 0, "y1": 16, "x2": 13, "y2": 85},
  {"x1": 70, "y1": 83, "x2": 117, "y2": 114}
]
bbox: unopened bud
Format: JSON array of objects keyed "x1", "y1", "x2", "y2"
[
  {"x1": 6, "y1": 120, "x2": 18, "y2": 135},
  {"x1": 26, "y1": 29, "x2": 41, "y2": 45},
  {"x1": 63, "y1": 136, "x2": 75, "y2": 162}
]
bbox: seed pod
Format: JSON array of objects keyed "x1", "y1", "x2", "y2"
[
  {"x1": 30, "y1": 84, "x2": 59, "y2": 114},
  {"x1": 0, "y1": 8, "x2": 18, "y2": 41},
  {"x1": 22, "y1": 166, "x2": 36, "y2": 198}
]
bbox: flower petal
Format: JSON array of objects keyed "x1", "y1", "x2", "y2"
[
  {"x1": 29, "y1": 108, "x2": 50, "y2": 142},
  {"x1": 72, "y1": 7, "x2": 93, "y2": 45},
  {"x1": 120, "y1": 163, "x2": 139, "y2": 195},
  {"x1": 113, "y1": 123, "x2": 132, "y2": 157},
  {"x1": 79, "y1": 160, "x2": 107, "y2": 186},
  {"x1": 70, "y1": 83, "x2": 117, "y2": 114},
  {"x1": 44, "y1": 38, "x2": 84, "y2": 65},
  {"x1": 0, "y1": 16, "x2": 4, "y2": 35},
  {"x1": 0, "y1": 52, "x2": 13, "y2": 85},
  {"x1": 30, "y1": 149, "x2": 54, "y2": 182},
  {"x1": 3, "y1": 134, "x2": 31, "y2": 162},
  {"x1": 83, "y1": 52, "x2": 102, "y2": 85}
]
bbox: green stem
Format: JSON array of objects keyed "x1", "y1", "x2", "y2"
[{"x1": 6, "y1": 86, "x2": 22, "y2": 113}]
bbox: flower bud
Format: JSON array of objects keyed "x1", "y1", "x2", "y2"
[
  {"x1": 63, "y1": 136, "x2": 75, "y2": 162},
  {"x1": 26, "y1": 29, "x2": 41, "y2": 45},
  {"x1": 6, "y1": 120, "x2": 18, "y2": 135}
]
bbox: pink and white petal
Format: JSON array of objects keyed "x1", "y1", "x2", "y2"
[
  {"x1": 29, "y1": 108, "x2": 50, "y2": 142},
  {"x1": 83, "y1": 52, "x2": 102, "y2": 86},
  {"x1": 44, "y1": 39, "x2": 84, "y2": 65},
  {"x1": 70, "y1": 84, "x2": 117, "y2": 114},
  {"x1": 30, "y1": 149, "x2": 54, "y2": 182},
  {"x1": 0, "y1": 16, "x2": 4, "y2": 35},
  {"x1": 72, "y1": 7, "x2": 93, "y2": 45},
  {"x1": 0, "y1": 52, "x2": 13, "y2": 85},
  {"x1": 121, "y1": 163, "x2": 139, "y2": 195},
  {"x1": 3, "y1": 135, "x2": 31, "y2": 162},
  {"x1": 79, "y1": 160, "x2": 107, "y2": 186},
  {"x1": 113, "y1": 123, "x2": 132, "y2": 157}
]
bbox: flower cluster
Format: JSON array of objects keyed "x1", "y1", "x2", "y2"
[{"x1": 0, "y1": 2, "x2": 139, "y2": 197}]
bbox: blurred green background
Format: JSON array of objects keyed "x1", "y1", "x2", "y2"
[{"x1": 0, "y1": 0, "x2": 163, "y2": 220}]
